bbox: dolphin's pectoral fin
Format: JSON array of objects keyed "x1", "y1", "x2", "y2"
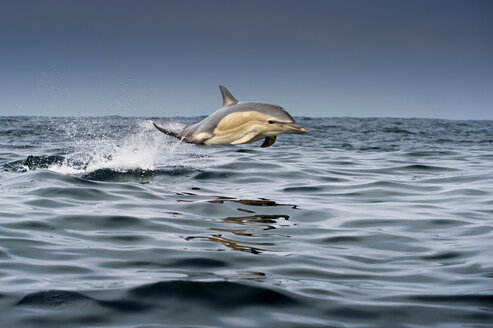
[
  {"x1": 231, "y1": 131, "x2": 258, "y2": 145},
  {"x1": 260, "y1": 136, "x2": 276, "y2": 148}
]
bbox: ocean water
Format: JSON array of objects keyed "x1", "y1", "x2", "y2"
[{"x1": 1, "y1": 116, "x2": 492, "y2": 328}]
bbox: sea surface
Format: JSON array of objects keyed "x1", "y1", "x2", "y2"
[{"x1": 1, "y1": 116, "x2": 492, "y2": 328}]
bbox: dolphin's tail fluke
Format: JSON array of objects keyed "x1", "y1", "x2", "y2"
[
  {"x1": 153, "y1": 122, "x2": 182, "y2": 140},
  {"x1": 153, "y1": 122, "x2": 197, "y2": 144}
]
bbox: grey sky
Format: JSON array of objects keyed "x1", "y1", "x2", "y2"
[{"x1": 1, "y1": 0, "x2": 492, "y2": 119}]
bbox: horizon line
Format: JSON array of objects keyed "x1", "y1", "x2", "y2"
[{"x1": 1, "y1": 115, "x2": 492, "y2": 122}]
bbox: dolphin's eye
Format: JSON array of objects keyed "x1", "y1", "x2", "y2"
[{"x1": 268, "y1": 120, "x2": 276, "y2": 124}]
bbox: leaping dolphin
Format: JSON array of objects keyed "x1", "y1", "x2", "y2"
[{"x1": 153, "y1": 85, "x2": 306, "y2": 148}]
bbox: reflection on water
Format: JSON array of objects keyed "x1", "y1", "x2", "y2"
[
  {"x1": 186, "y1": 234, "x2": 275, "y2": 255},
  {"x1": 208, "y1": 196, "x2": 298, "y2": 209},
  {"x1": 212, "y1": 215, "x2": 290, "y2": 237},
  {"x1": 236, "y1": 271, "x2": 267, "y2": 281},
  {"x1": 218, "y1": 214, "x2": 290, "y2": 226},
  {"x1": 187, "y1": 199, "x2": 293, "y2": 254}
]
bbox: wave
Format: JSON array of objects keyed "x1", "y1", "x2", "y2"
[
  {"x1": 81, "y1": 167, "x2": 198, "y2": 182},
  {"x1": 17, "y1": 289, "x2": 148, "y2": 312},
  {"x1": 48, "y1": 120, "x2": 207, "y2": 174},
  {"x1": 3, "y1": 156, "x2": 61, "y2": 173},
  {"x1": 3, "y1": 120, "x2": 213, "y2": 180},
  {"x1": 15, "y1": 280, "x2": 299, "y2": 310}
]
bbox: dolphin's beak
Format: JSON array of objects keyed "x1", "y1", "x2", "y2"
[{"x1": 284, "y1": 123, "x2": 306, "y2": 133}]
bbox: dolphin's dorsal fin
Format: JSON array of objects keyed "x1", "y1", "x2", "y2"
[{"x1": 219, "y1": 85, "x2": 238, "y2": 106}]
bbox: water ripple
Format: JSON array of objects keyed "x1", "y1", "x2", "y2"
[{"x1": 1, "y1": 117, "x2": 493, "y2": 327}]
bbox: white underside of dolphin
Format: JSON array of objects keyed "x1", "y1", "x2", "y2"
[{"x1": 153, "y1": 85, "x2": 306, "y2": 148}]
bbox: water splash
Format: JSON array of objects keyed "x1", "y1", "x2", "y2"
[{"x1": 48, "y1": 120, "x2": 208, "y2": 174}]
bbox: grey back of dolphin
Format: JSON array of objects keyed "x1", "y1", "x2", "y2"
[{"x1": 153, "y1": 85, "x2": 305, "y2": 148}]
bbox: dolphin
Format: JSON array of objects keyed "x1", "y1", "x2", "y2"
[{"x1": 153, "y1": 85, "x2": 306, "y2": 148}]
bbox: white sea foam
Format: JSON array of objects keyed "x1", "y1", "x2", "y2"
[{"x1": 48, "y1": 120, "x2": 209, "y2": 174}]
